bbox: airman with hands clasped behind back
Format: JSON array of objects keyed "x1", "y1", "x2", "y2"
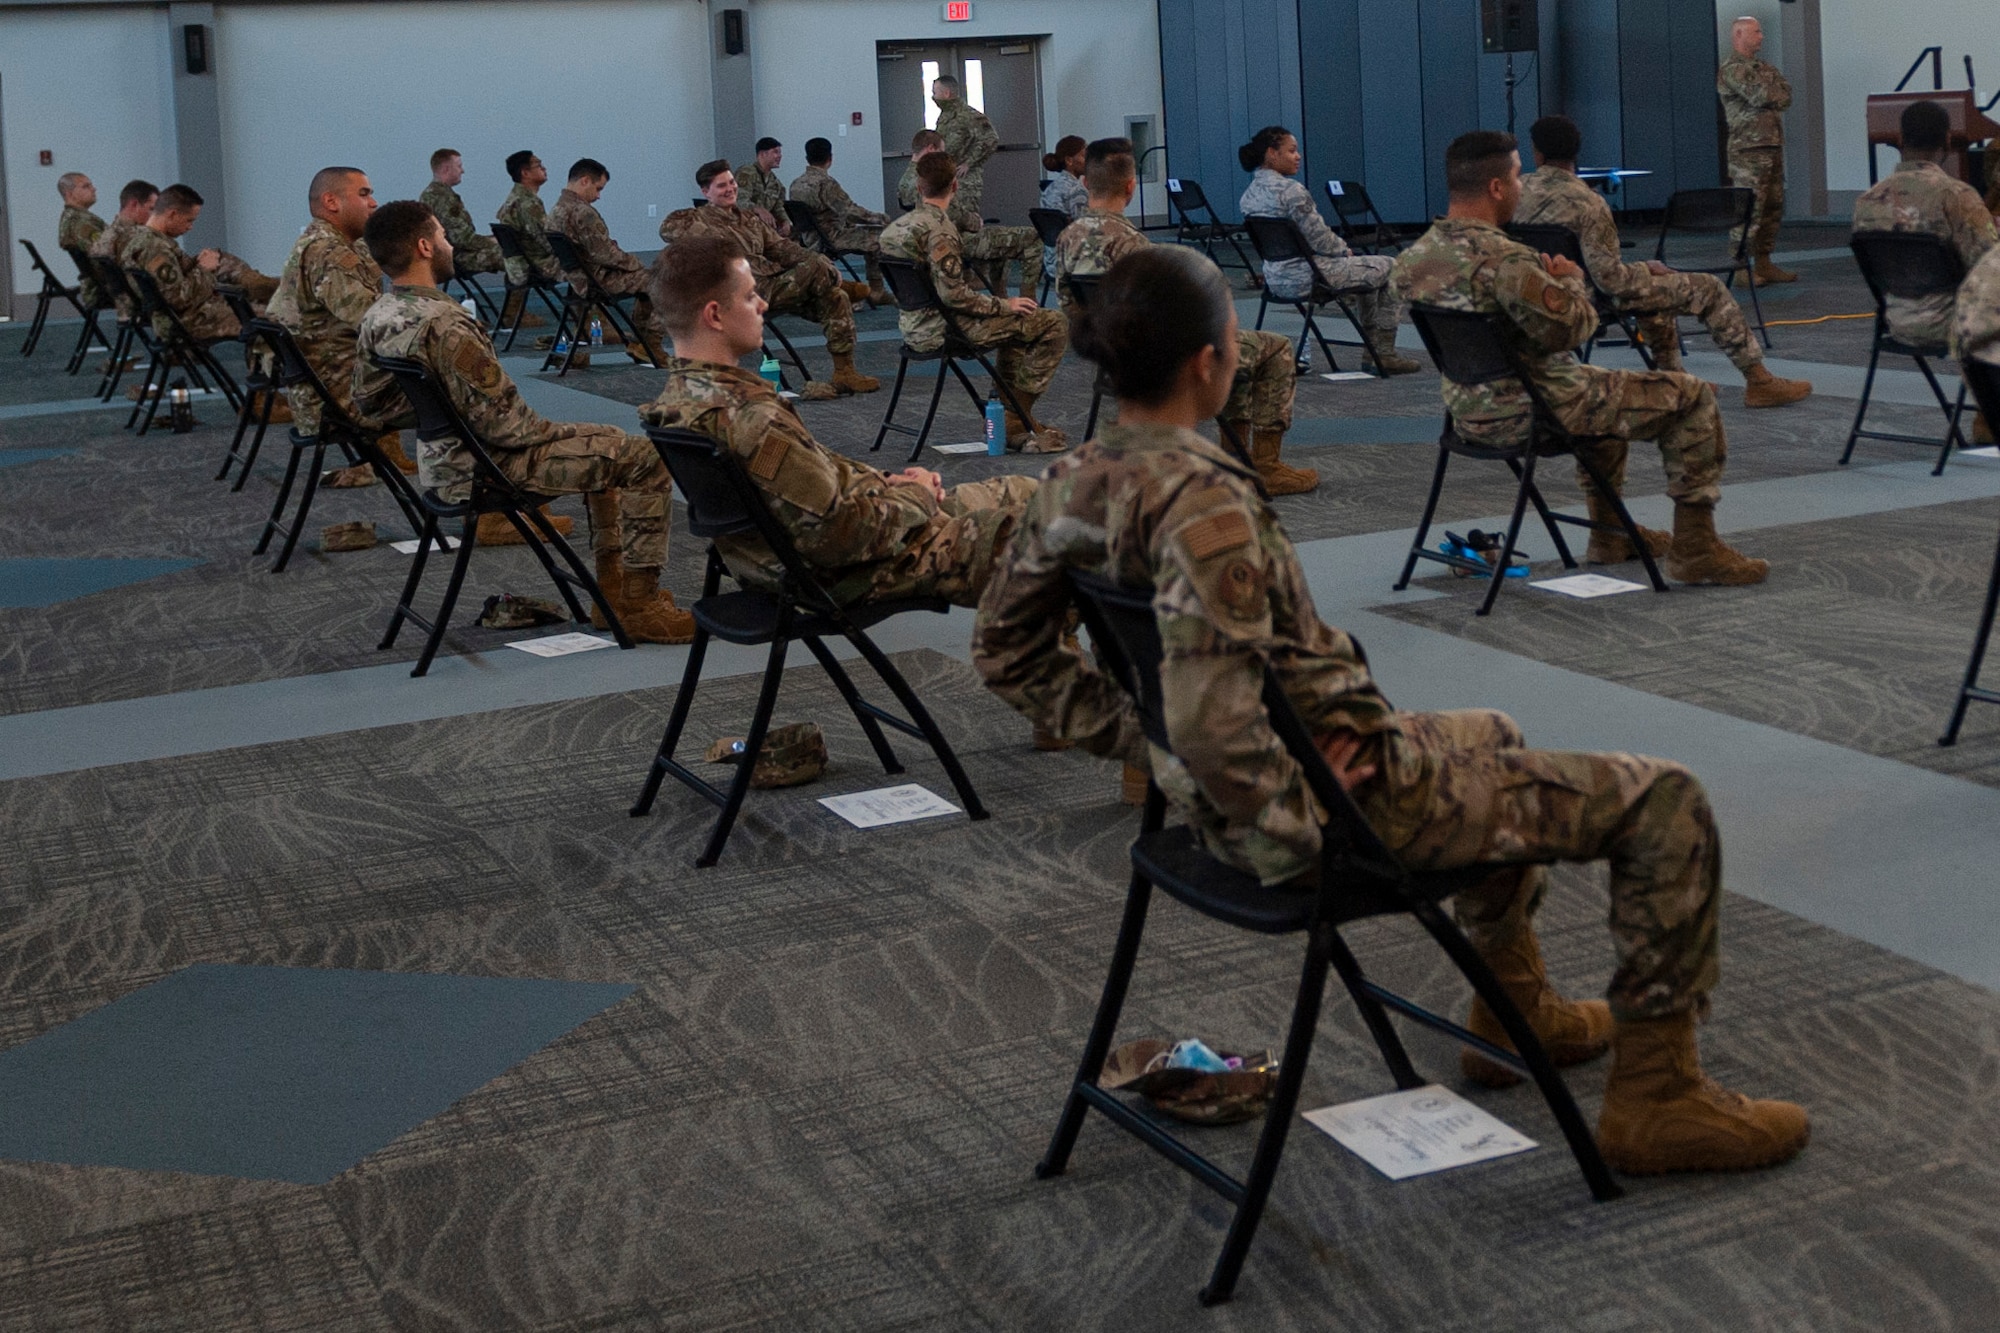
[{"x1": 1718, "y1": 16, "x2": 1796, "y2": 284}]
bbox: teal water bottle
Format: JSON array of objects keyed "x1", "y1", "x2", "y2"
[
  {"x1": 759, "y1": 353, "x2": 783, "y2": 391},
  {"x1": 984, "y1": 392, "x2": 1007, "y2": 456}
]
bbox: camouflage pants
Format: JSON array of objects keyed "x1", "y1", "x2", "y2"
[
  {"x1": 1561, "y1": 367, "x2": 1728, "y2": 507},
  {"x1": 828, "y1": 226, "x2": 884, "y2": 286},
  {"x1": 964, "y1": 225, "x2": 1041, "y2": 292},
  {"x1": 957, "y1": 306, "x2": 1069, "y2": 399},
  {"x1": 866, "y1": 474, "x2": 1039, "y2": 607},
  {"x1": 504, "y1": 428, "x2": 671, "y2": 569},
  {"x1": 1625, "y1": 270, "x2": 1763, "y2": 375},
  {"x1": 1312, "y1": 252, "x2": 1402, "y2": 344},
  {"x1": 167, "y1": 297, "x2": 242, "y2": 345},
  {"x1": 1362, "y1": 708, "x2": 1721, "y2": 1020},
  {"x1": 1221, "y1": 328, "x2": 1297, "y2": 432},
  {"x1": 285, "y1": 347, "x2": 364, "y2": 438},
  {"x1": 216, "y1": 253, "x2": 278, "y2": 305},
  {"x1": 761, "y1": 256, "x2": 857, "y2": 356},
  {"x1": 1727, "y1": 146, "x2": 1785, "y2": 258},
  {"x1": 452, "y1": 233, "x2": 505, "y2": 276}
]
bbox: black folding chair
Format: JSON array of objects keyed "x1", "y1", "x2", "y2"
[
  {"x1": 17, "y1": 239, "x2": 97, "y2": 359},
  {"x1": 489, "y1": 223, "x2": 570, "y2": 352},
  {"x1": 212, "y1": 286, "x2": 286, "y2": 488},
  {"x1": 1165, "y1": 178, "x2": 1257, "y2": 281},
  {"x1": 1844, "y1": 230, "x2": 1972, "y2": 476},
  {"x1": 1242, "y1": 215, "x2": 1381, "y2": 375},
  {"x1": 871, "y1": 256, "x2": 1036, "y2": 463},
  {"x1": 58, "y1": 244, "x2": 118, "y2": 375},
  {"x1": 121, "y1": 267, "x2": 245, "y2": 436},
  {"x1": 368, "y1": 354, "x2": 633, "y2": 676},
  {"x1": 447, "y1": 260, "x2": 500, "y2": 328},
  {"x1": 1655, "y1": 188, "x2": 1768, "y2": 349},
  {"x1": 1325, "y1": 180, "x2": 1401, "y2": 256},
  {"x1": 1940, "y1": 356, "x2": 2000, "y2": 746},
  {"x1": 541, "y1": 231, "x2": 655, "y2": 376},
  {"x1": 1506, "y1": 223, "x2": 1657, "y2": 369},
  {"x1": 243, "y1": 320, "x2": 424, "y2": 572},
  {"x1": 1039, "y1": 568, "x2": 1620, "y2": 1306},
  {"x1": 1396, "y1": 304, "x2": 1669, "y2": 615},
  {"x1": 630, "y1": 426, "x2": 990, "y2": 865},
  {"x1": 87, "y1": 257, "x2": 142, "y2": 401},
  {"x1": 783, "y1": 200, "x2": 866, "y2": 283},
  {"x1": 1068, "y1": 273, "x2": 1113, "y2": 440},
  {"x1": 1027, "y1": 207, "x2": 1071, "y2": 305}
]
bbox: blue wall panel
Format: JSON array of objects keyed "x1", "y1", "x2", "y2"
[
  {"x1": 1357, "y1": 0, "x2": 1427, "y2": 223},
  {"x1": 1298, "y1": 0, "x2": 1365, "y2": 222}
]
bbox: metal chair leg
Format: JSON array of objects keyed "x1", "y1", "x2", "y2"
[
  {"x1": 870, "y1": 355, "x2": 915, "y2": 453},
  {"x1": 631, "y1": 625, "x2": 713, "y2": 816},
  {"x1": 1322, "y1": 928, "x2": 1424, "y2": 1090},
  {"x1": 697, "y1": 635, "x2": 792, "y2": 867},
  {"x1": 846, "y1": 630, "x2": 989, "y2": 821},
  {"x1": 1478, "y1": 453, "x2": 1541, "y2": 616},
  {"x1": 904, "y1": 359, "x2": 952, "y2": 464},
  {"x1": 1941, "y1": 518, "x2": 2000, "y2": 747},
  {"x1": 379, "y1": 515, "x2": 442, "y2": 649},
  {"x1": 269, "y1": 440, "x2": 328, "y2": 573},
  {"x1": 1395, "y1": 445, "x2": 1454, "y2": 591},
  {"x1": 411, "y1": 517, "x2": 481, "y2": 678},
  {"x1": 253, "y1": 436, "x2": 308, "y2": 555},
  {"x1": 799, "y1": 634, "x2": 903, "y2": 774},
  {"x1": 1841, "y1": 335, "x2": 1883, "y2": 465}
]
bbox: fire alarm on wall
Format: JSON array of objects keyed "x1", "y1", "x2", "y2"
[
  {"x1": 39, "y1": 150, "x2": 53, "y2": 166},
  {"x1": 851, "y1": 112, "x2": 864, "y2": 126}
]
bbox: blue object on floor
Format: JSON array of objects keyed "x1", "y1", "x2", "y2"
[
  {"x1": 0, "y1": 964, "x2": 635, "y2": 1184},
  {"x1": 0, "y1": 449, "x2": 75, "y2": 470},
  {"x1": 0, "y1": 556, "x2": 201, "y2": 608}
]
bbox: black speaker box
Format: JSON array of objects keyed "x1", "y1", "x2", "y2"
[
  {"x1": 722, "y1": 9, "x2": 745, "y2": 56},
  {"x1": 1480, "y1": 0, "x2": 1538, "y2": 54}
]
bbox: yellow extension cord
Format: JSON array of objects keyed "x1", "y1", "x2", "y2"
[{"x1": 1760, "y1": 312, "x2": 1873, "y2": 327}]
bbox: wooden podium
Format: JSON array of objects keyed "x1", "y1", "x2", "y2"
[{"x1": 1866, "y1": 90, "x2": 2000, "y2": 185}]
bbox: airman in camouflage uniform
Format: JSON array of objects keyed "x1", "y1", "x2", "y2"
[
  {"x1": 120, "y1": 217, "x2": 244, "y2": 343},
  {"x1": 934, "y1": 80, "x2": 998, "y2": 212},
  {"x1": 269, "y1": 216, "x2": 382, "y2": 436},
  {"x1": 419, "y1": 158, "x2": 503, "y2": 276},
  {"x1": 1719, "y1": 18, "x2": 1793, "y2": 281},
  {"x1": 1517, "y1": 147, "x2": 1810, "y2": 408},
  {"x1": 641, "y1": 355, "x2": 1036, "y2": 605},
  {"x1": 880, "y1": 157, "x2": 1069, "y2": 453},
  {"x1": 737, "y1": 139, "x2": 791, "y2": 236},
  {"x1": 790, "y1": 149, "x2": 888, "y2": 296},
  {"x1": 1958, "y1": 244, "x2": 2000, "y2": 366},
  {"x1": 550, "y1": 168, "x2": 667, "y2": 363},
  {"x1": 56, "y1": 176, "x2": 105, "y2": 307},
  {"x1": 898, "y1": 131, "x2": 1041, "y2": 298},
  {"x1": 1852, "y1": 157, "x2": 1997, "y2": 348},
  {"x1": 496, "y1": 161, "x2": 562, "y2": 287}
]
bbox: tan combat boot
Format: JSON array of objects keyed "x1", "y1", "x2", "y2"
[
  {"x1": 375, "y1": 433, "x2": 418, "y2": 476},
  {"x1": 1666, "y1": 503, "x2": 1767, "y2": 585},
  {"x1": 1583, "y1": 491, "x2": 1670, "y2": 565},
  {"x1": 1460, "y1": 928, "x2": 1613, "y2": 1088},
  {"x1": 1742, "y1": 363, "x2": 1812, "y2": 409},
  {"x1": 1003, "y1": 393, "x2": 1068, "y2": 454},
  {"x1": 608, "y1": 566, "x2": 696, "y2": 644},
  {"x1": 1248, "y1": 427, "x2": 1319, "y2": 495},
  {"x1": 868, "y1": 281, "x2": 891, "y2": 308},
  {"x1": 475, "y1": 505, "x2": 573, "y2": 547},
  {"x1": 1369, "y1": 336, "x2": 1423, "y2": 376},
  {"x1": 258, "y1": 391, "x2": 294, "y2": 425},
  {"x1": 588, "y1": 515, "x2": 625, "y2": 632},
  {"x1": 1752, "y1": 254, "x2": 1797, "y2": 284},
  {"x1": 1596, "y1": 1013, "x2": 1809, "y2": 1174},
  {"x1": 829, "y1": 350, "x2": 880, "y2": 395},
  {"x1": 1121, "y1": 763, "x2": 1150, "y2": 806},
  {"x1": 839, "y1": 279, "x2": 875, "y2": 307}
]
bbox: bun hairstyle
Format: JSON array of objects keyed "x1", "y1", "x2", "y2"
[
  {"x1": 1072, "y1": 247, "x2": 1233, "y2": 406},
  {"x1": 1042, "y1": 135, "x2": 1087, "y2": 173},
  {"x1": 1237, "y1": 125, "x2": 1292, "y2": 173}
]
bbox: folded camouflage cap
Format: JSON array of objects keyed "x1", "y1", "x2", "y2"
[
  {"x1": 704, "y1": 721, "x2": 828, "y2": 788},
  {"x1": 1101, "y1": 1038, "x2": 1277, "y2": 1126},
  {"x1": 320, "y1": 521, "x2": 377, "y2": 553},
  {"x1": 476, "y1": 593, "x2": 569, "y2": 629}
]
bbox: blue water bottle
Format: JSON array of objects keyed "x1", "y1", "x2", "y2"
[
  {"x1": 759, "y1": 353, "x2": 783, "y2": 391},
  {"x1": 589, "y1": 317, "x2": 603, "y2": 346},
  {"x1": 984, "y1": 392, "x2": 1006, "y2": 456},
  {"x1": 552, "y1": 331, "x2": 569, "y2": 358}
]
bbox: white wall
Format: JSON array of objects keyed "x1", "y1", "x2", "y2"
[
  {"x1": 1819, "y1": 0, "x2": 1996, "y2": 193},
  {"x1": 211, "y1": 0, "x2": 712, "y2": 273},
  {"x1": 1, "y1": 6, "x2": 176, "y2": 301},
  {"x1": 746, "y1": 0, "x2": 1162, "y2": 214}
]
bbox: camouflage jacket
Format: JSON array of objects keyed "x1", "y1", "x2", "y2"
[
  {"x1": 658, "y1": 203, "x2": 819, "y2": 283},
  {"x1": 879, "y1": 201, "x2": 1004, "y2": 350},
  {"x1": 1039, "y1": 172, "x2": 1087, "y2": 218},
  {"x1": 1955, "y1": 243, "x2": 2000, "y2": 366},
  {"x1": 550, "y1": 189, "x2": 644, "y2": 282},
  {"x1": 419, "y1": 181, "x2": 490, "y2": 256},
  {"x1": 120, "y1": 224, "x2": 217, "y2": 339},
  {"x1": 973, "y1": 422, "x2": 1397, "y2": 885},
  {"x1": 1054, "y1": 206, "x2": 1148, "y2": 317},
  {"x1": 353, "y1": 283, "x2": 592, "y2": 500},
  {"x1": 1718, "y1": 53, "x2": 1791, "y2": 150},
  {"x1": 267, "y1": 218, "x2": 384, "y2": 431},
  {"x1": 1389, "y1": 216, "x2": 1598, "y2": 445},
  {"x1": 895, "y1": 163, "x2": 986, "y2": 231},
  {"x1": 495, "y1": 183, "x2": 560, "y2": 284},
  {"x1": 937, "y1": 98, "x2": 999, "y2": 207},
  {"x1": 58, "y1": 204, "x2": 105, "y2": 256},
  {"x1": 1853, "y1": 160, "x2": 1999, "y2": 346},
  {"x1": 1515, "y1": 165, "x2": 1648, "y2": 303},
  {"x1": 639, "y1": 357, "x2": 945, "y2": 598},
  {"x1": 1240, "y1": 167, "x2": 1350, "y2": 299},
  {"x1": 90, "y1": 215, "x2": 139, "y2": 264},
  {"x1": 736, "y1": 163, "x2": 788, "y2": 224},
  {"x1": 789, "y1": 165, "x2": 885, "y2": 236}
]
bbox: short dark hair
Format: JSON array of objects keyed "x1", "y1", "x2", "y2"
[
  {"x1": 568, "y1": 158, "x2": 608, "y2": 185},
  {"x1": 755, "y1": 136, "x2": 781, "y2": 154},
  {"x1": 805, "y1": 137, "x2": 833, "y2": 166},
  {"x1": 651, "y1": 233, "x2": 750, "y2": 336},
  {"x1": 933, "y1": 74, "x2": 960, "y2": 94},
  {"x1": 1073, "y1": 247, "x2": 1234, "y2": 406},
  {"x1": 429, "y1": 148, "x2": 460, "y2": 172},
  {"x1": 911, "y1": 128, "x2": 944, "y2": 153},
  {"x1": 1444, "y1": 130, "x2": 1519, "y2": 197},
  {"x1": 1237, "y1": 125, "x2": 1292, "y2": 173},
  {"x1": 695, "y1": 158, "x2": 733, "y2": 190},
  {"x1": 1084, "y1": 137, "x2": 1136, "y2": 195},
  {"x1": 119, "y1": 179, "x2": 159, "y2": 208},
  {"x1": 364, "y1": 200, "x2": 440, "y2": 275},
  {"x1": 505, "y1": 150, "x2": 537, "y2": 183},
  {"x1": 1902, "y1": 100, "x2": 1951, "y2": 153},
  {"x1": 915, "y1": 152, "x2": 958, "y2": 198},
  {"x1": 308, "y1": 166, "x2": 365, "y2": 209},
  {"x1": 157, "y1": 184, "x2": 203, "y2": 213},
  {"x1": 1529, "y1": 115, "x2": 1582, "y2": 164}
]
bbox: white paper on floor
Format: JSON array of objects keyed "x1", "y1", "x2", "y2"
[
  {"x1": 1960, "y1": 446, "x2": 2000, "y2": 459},
  {"x1": 1532, "y1": 572, "x2": 1648, "y2": 599},
  {"x1": 506, "y1": 632, "x2": 615, "y2": 658},
  {"x1": 819, "y1": 783, "x2": 963, "y2": 829},
  {"x1": 1320, "y1": 372, "x2": 1375, "y2": 382},
  {"x1": 1303, "y1": 1085, "x2": 1536, "y2": 1180},
  {"x1": 931, "y1": 441, "x2": 989, "y2": 454},
  {"x1": 389, "y1": 537, "x2": 458, "y2": 555}
]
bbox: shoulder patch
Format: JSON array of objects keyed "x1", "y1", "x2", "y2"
[
  {"x1": 749, "y1": 433, "x2": 790, "y2": 480},
  {"x1": 1181, "y1": 510, "x2": 1253, "y2": 562}
]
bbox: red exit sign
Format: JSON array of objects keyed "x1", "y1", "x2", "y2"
[{"x1": 943, "y1": 1, "x2": 971, "y2": 20}]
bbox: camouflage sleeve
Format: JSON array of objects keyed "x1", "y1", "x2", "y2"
[
  {"x1": 350, "y1": 333, "x2": 413, "y2": 429},
  {"x1": 1491, "y1": 251, "x2": 1597, "y2": 353},
  {"x1": 427, "y1": 316, "x2": 542, "y2": 451},
  {"x1": 1153, "y1": 488, "x2": 1322, "y2": 872},
  {"x1": 728, "y1": 400, "x2": 939, "y2": 565},
  {"x1": 1277, "y1": 178, "x2": 1349, "y2": 260},
  {"x1": 759, "y1": 217, "x2": 818, "y2": 270},
  {"x1": 928, "y1": 225, "x2": 1003, "y2": 317},
  {"x1": 1765, "y1": 65, "x2": 1793, "y2": 112},
  {"x1": 309, "y1": 242, "x2": 382, "y2": 328},
  {"x1": 1948, "y1": 192, "x2": 1999, "y2": 270},
  {"x1": 971, "y1": 488, "x2": 1145, "y2": 760},
  {"x1": 154, "y1": 246, "x2": 216, "y2": 313},
  {"x1": 1955, "y1": 248, "x2": 2000, "y2": 362},
  {"x1": 952, "y1": 110, "x2": 999, "y2": 172},
  {"x1": 1574, "y1": 203, "x2": 1647, "y2": 302},
  {"x1": 896, "y1": 164, "x2": 918, "y2": 211},
  {"x1": 827, "y1": 178, "x2": 883, "y2": 228}
]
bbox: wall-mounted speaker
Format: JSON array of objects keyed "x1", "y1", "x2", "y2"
[
  {"x1": 183, "y1": 24, "x2": 208, "y2": 75},
  {"x1": 721, "y1": 9, "x2": 745, "y2": 56},
  {"x1": 1479, "y1": 0, "x2": 1537, "y2": 54}
]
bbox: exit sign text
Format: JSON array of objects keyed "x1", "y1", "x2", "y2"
[{"x1": 943, "y1": 1, "x2": 971, "y2": 20}]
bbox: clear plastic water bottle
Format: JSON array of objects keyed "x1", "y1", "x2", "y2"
[
  {"x1": 984, "y1": 392, "x2": 1007, "y2": 456},
  {"x1": 759, "y1": 353, "x2": 783, "y2": 391},
  {"x1": 553, "y1": 332, "x2": 570, "y2": 358},
  {"x1": 589, "y1": 317, "x2": 603, "y2": 346}
]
